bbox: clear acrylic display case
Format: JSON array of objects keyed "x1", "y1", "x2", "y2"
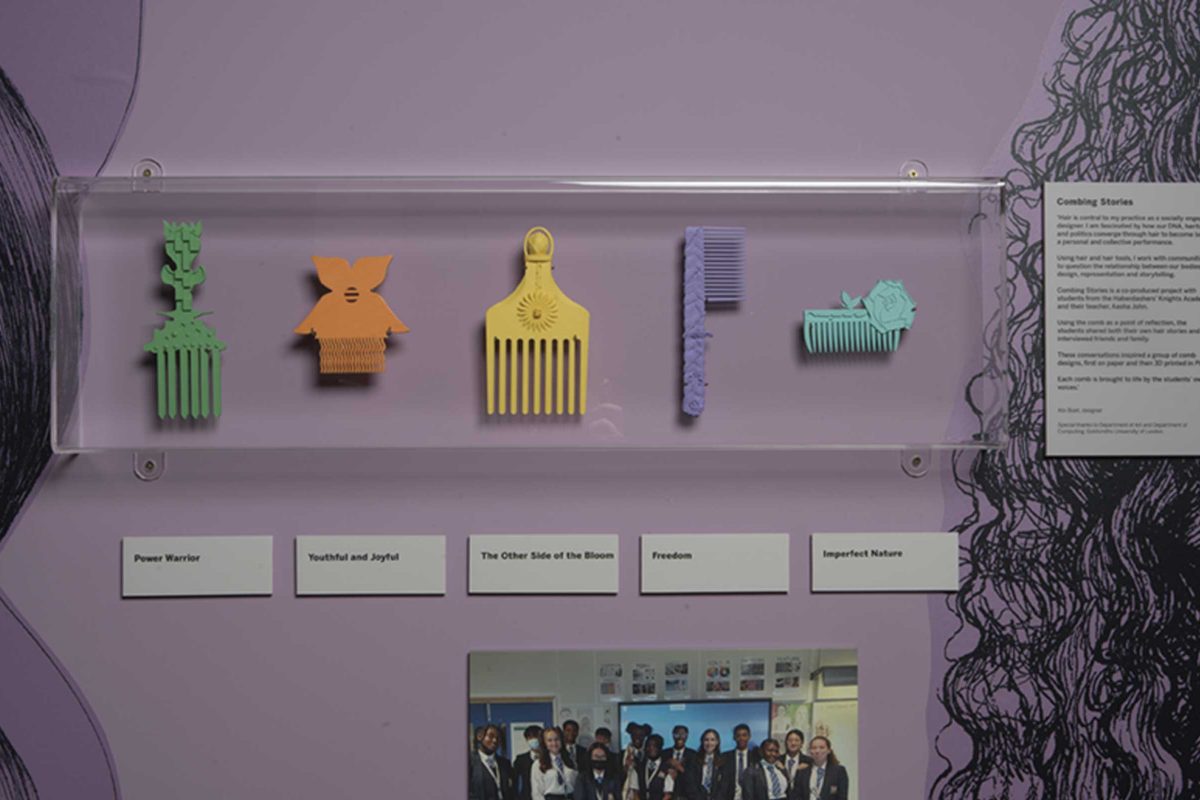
[{"x1": 51, "y1": 177, "x2": 1007, "y2": 453}]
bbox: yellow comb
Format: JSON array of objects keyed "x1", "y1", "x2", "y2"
[{"x1": 485, "y1": 227, "x2": 590, "y2": 415}]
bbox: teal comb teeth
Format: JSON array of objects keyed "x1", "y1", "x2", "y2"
[{"x1": 803, "y1": 280, "x2": 916, "y2": 353}]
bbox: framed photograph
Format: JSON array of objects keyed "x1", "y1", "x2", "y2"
[{"x1": 469, "y1": 648, "x2": 858, "y2": 799}]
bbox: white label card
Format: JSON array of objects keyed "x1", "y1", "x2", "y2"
[
  {"x1": 295, "y1": 536, "x2": 445, "y2": 596},
  {"x1": 810, "y1": 532, "x2": 958, "y2": 592},
  {"x1": 468, "y1": 534, "x2": 619, "y2": 594},
  {"x1": 122, "y1": 536, "x2": 273, "y2": 597},
  {"x1": 1045, "y1": 181, "x2": 1200, "y2": 455},
  {"x1": 640, "y1": 533, "x2": 789, "y2": 594}
]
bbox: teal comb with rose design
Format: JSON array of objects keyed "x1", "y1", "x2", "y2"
[{"x1": 803, "y1": 280, "x2": 916, "y2": 353}]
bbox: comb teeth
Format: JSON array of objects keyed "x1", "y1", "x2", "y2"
[
  {"x1": 154, "y1": 346, "x2": 223, "y2": 419},
  {"x1": 687, "y1": 226, "x2": 745, "y2": 304},
  {"x1": 317, "y1": 337, "x2": 387, "y2": 374},
  {"x1": 487, "y1": 337, "x2": 587, "y2": 415},
  {"x1": 804, "y1": 319, "x2": 901, "y2": 353}
]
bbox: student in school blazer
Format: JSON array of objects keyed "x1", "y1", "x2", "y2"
[
  {"x1": 513, "y1": 752, "x2": 538, "y2": 800},
  {"x1": 791, "y1": 739, "x2": 847, "y2": 800},
  {"x1": 789, "y1": 763, "x2": 847, "y2": 800},
  {"x1": 582, "y1": 747, "x2": 625, "y2": 781},
  {"x1": 666, "y1": 724, "x2": 698, "y2": 778},
  {"x1": 470, "y1": 726, "x2": 517, "y2": 800},
  {"x1": 578, "y1": 744, "x2": 624, "y2": 800},
  {"x1": 666, "y1": 745, "x2": 698, "y2": 778},
  {"x1": 561, "y1": 720, "x2": 588, "y2": 771},
  {"x1": 471, "y1": 749, "x2": 517, "y2": 800},
  {"x1": 683, "y1": 756, "x2": 732, "y2": 800},
  {"x1": 721, "y1": 746, "x2": 760, "y2": 792},
  {"x1": 638, "y1": 760, "x2": 675, "y2": 800},
  {"x1": 685, "y1": 730, "x2": 733, "y2": 800},
  {"x1": 780, "y1": 730, "x2": 814, "y2": 789},
  {"x1": 738, "y1": 740, "x2": 791, "y2": 800},
  {"x1": 584, "y1": 729, "x2": 624, "y2": 778},
  {"x1": 637, "y1": 735, "x2": 677, "y2": 800},
  {"x1": 740, "y1": 764, "x2": 791, "y2": 800},
  {"x1": 578, "y1": 771, "x2": 622, "y2": 800},
  {"x1": 563, "y1": 742, "x2": 588, "y2": 771}
]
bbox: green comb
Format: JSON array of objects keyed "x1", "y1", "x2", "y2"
[
  {"x1": 144, "y1": 221, "x2": 227, "y2": 419},
  {"x1": 803, "y1": 280, "x2": 916, "y2": 353}
]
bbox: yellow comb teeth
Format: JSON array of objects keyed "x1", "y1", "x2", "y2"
[{"x1": 485, "y1": 228, "x2": 590, "y2": 415}]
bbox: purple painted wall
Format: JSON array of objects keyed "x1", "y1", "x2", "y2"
[
  {"x1": 0, "y1": 2, "x2": 137, "y2": 797},
  {"x1": 0, "y1": 0, "x2": 139, "y2": 176},
  {"x1": 0, "y1": 1, "x2": 1088, "y2": 798}
]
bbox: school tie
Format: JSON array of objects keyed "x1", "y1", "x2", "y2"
[
  {"x1": 787, "y1": 757, "x2": 796, "y2": 779},
  {"x1": 816, "y1": 765, "x2": 825, "y2": 795},
  {"x1": 767, "y1": 765, "x2": 783, "y2": 797},
  {"x1": 738, "y1": 751, "x2": 746, "y2": 782},
  {"x1": 555, "y1": 754, "x2": 567, "y2": 787},
  {"x1": 485, "y1": 754, "x2": 499, "y2": 784},
  {"x1": 703, "y1": 757, "x2": 713, "y2": 792}
]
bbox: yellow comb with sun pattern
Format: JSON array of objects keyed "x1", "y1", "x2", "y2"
[{"x1": 485, "y1": 227, "x2": 590, "y2": 415}]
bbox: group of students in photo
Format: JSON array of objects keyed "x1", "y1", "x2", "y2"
[{"x1": 469, "y1": 719, "x2": 849, "y2": 800}]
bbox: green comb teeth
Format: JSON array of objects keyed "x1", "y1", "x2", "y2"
[
  {"x1": 144, "y1": 221, "x2": 227, "y2": 419},
  {"x1": 803, "y1": 280, "x2": 916, "y2": 354}
]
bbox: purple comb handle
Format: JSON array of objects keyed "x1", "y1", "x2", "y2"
[{"x1": 682, "y1": 226, "x2": 709, "y2": 416}]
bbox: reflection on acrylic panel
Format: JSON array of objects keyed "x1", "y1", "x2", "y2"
[{"x1": 469, "y1": 648, "x2": 859, "y2": 800}]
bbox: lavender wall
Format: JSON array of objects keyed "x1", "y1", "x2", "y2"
[
  {"x1": 0, "y1": 3, "x2": 138, "y2": 796},
  {"x1": 0, "y1": 1, "x2": 1089, "y2": 798}
]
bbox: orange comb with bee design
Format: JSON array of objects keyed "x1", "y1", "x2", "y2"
[{"x1": 295, "y1": 255, "x2": 410, "y2": 374}]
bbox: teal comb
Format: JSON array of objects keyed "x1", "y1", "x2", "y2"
[{"x1": 803, "y1": 280, "x2": 916, "y2": 353}]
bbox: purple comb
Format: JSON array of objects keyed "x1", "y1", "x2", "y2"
[{"x1": 683, "y1": 226, "x2": 746, "y2": 417}]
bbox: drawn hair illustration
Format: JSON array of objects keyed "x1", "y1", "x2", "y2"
[
  {"x1": 0, "y1": 63, "x2": 55, "y2": 800},
  {"x1": 0, "y1": 68, "x2": 55, "y2": 544},
  {"x1": 935, "y1": 2, "x2": 1200, "y2": 798},
  {"x1": 0, "y1": 725, "x2": 37, "y2": 800}
]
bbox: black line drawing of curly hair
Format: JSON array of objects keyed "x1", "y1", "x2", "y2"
[
  {"x1": 0, "y1": 725, "x2": 36, "y2": 800},
  {"x1": 935, "y1": 2, "x2": 1200, "y2": 798},
  {"x1": 0, "y1": 67, "x2": 56, "y2": 545},
  {"x1": 0, "y1": 62, "x2": 56, "y2": 800}
]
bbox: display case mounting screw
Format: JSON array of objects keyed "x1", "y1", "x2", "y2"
[
  {"x1": 900, "y1": 159, "x2": 928, "y2": 180},
  {"x1": 132, "y1": 159, "x2": 164, "y2": 192},
  {"x1": 902, "y1": 448, "x2": 930, "y2": 478},
  {"x1": 134, "y1": 452, "x2": 166, "y2": 481}
]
